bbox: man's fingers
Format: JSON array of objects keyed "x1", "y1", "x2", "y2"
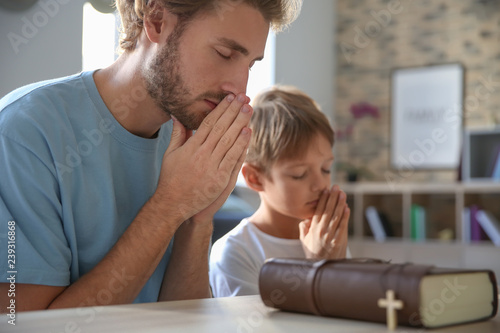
[
  {"x1": 191, "y1": 93, "x2": 235, "y2": 145},
  {"x1": 225, "y1": 139, "x2": 249, "y2": 192},
  {"x1": 165, "y1": 116, "x2": 187, "y2": 155},
  {"x1": 217, "y1": 127, "x2": 252, "y2": 174},
  {"x1": 200, "y1": 140, "x2": 251, "y2": 220},
  {"x1": 194, "y1": 93, "x2": 248, "y2": 149},
  {"x1": 212, "y1": 103, "x2": 253, "y2": 163}
]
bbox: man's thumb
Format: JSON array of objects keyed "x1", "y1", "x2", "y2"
[{"x1": 166, "y1": 116, "x2": 187, "y2": 153}]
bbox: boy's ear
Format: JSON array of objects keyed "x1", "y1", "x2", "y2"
[
  {"x1": 143, "y1": 2, "x2": 178, "y2": 44},
  {"x1": 241, "y1": 163, "x2": 265, "y2": 192}
]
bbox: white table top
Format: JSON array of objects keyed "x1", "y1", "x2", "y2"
[{"x1": 1, "y1": 295, "x2": 499, "y2": 333}]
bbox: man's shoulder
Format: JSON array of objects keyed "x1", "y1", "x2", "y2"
[
  {"x1": 0, "y1": 72, "x2": 92, "y2": 119},
  {"x1": 0, "y1": 72, "x2": 95, "y2": 140},
  {"x1": 1, "y1": 72, "x2": 90, "y2": 110}
]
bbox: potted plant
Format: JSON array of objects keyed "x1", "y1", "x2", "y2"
[{"x1": 335, "y1": 102, "x2": 380, "y2": 182}]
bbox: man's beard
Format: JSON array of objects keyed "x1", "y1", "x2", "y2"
[{"x1": 142, "y1": 24, "x2": 226, "y2": 131}]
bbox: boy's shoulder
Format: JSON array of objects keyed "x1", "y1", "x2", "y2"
[
  {"x1": 212, "y1": 219, "x2": 269, "y2": 254},
  {"x1": 215, "y1": 218, "x2": 253, "y2": 244}
]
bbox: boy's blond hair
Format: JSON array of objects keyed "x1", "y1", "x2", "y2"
[
  {"x1": 247, "y1": 86, "x2": 335, "y2": 174},
  {"x1": 115, "y1": 0, "x2": 302, "y2": 52}
]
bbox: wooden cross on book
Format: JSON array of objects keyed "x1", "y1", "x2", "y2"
[{"x1": 378, "y1": 289, "x2": 404, "y2": 330}]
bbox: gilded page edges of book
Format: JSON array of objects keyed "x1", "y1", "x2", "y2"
[{"x1": 419, "y1": 270, "x2": 498, "y2": 327}]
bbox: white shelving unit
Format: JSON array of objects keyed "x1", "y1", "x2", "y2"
[{"x1": 343, "y1": 182, "x2": 500, "y2": 282}]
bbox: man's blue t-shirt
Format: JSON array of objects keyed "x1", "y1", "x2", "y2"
[{"x1": 0, "y1": 71, "x2": 173, "y2": 303}]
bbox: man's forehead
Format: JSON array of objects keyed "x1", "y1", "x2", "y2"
[
  {"x1": 187, "y1": 2, "x2": 269, "y2": 55},
  {"x1": 211, "y1": 0, "x2": 251, "y2": 19}
]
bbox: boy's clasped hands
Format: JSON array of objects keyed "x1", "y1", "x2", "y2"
[{"x1": 299, "y1": 185, "x2": 350, "y2": 259}]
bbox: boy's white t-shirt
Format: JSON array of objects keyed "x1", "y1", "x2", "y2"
[
  {"x1": 209, "y1": 218, "x2": 305, "y2": 297},
  {"x1": 209, "y1": 218, "x2": 352, "y2": 297}
]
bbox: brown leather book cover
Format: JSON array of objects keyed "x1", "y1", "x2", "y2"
[{"x1": 259, "y1": 258, "x2": 498, "y2": 329}]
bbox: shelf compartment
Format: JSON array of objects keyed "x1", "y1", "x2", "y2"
[
  {"x1": 361, "y1": 194, "x2": 403, "y2": 239},
  {"x1": 464, "y1": 192, "x2": 500, "y2": 245},
  {"x1": 411, "y1": 193, "x2": 456, "y2": 241}
]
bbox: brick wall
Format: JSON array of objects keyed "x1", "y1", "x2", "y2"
[{"x1": 334, "y1": 0, "x2": 500, "y2": 183}]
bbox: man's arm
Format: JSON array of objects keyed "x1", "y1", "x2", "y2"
[
  {"x1": 158, "y1": 140, "x2": 250, "y2": 301},
  {"x1": 0, "y1": 196, "x2": 182, "y2": 312},
  {"x1": 0, "y1": 284, "x2": 65, "y2": 312},
  {"x1": 0, "y1": 93, "x2": 252, "y2": 312},
  {"x1": 158, "y1": 220, "x2": 213, "y2": 301},
  {"x1": 158, "y1": 94, "x2": 252, "y2": 301}
]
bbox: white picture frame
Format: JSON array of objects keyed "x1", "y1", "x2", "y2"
[{"x1": 390, "y1": 63, "x2": 464, "y2": 170}]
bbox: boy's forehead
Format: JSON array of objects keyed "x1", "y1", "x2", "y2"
[
  {"x1": 276, "y1": 154, "x2": 335, "y2": 168},
  {"x1": 278, "y1": 136, "x2": 334, "y2": 165}
]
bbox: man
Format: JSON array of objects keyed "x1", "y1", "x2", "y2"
[{"x1": 0, "y1": 0, "x2": 301, "y2": 311}]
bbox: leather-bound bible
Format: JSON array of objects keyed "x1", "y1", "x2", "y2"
[{"x1": 259, "y1": 258, "x2": 498, "y2": 329}]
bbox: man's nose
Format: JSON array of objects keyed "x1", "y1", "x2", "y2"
[{"x1": 221, "y1": 66, "x2": 250, "y2": 96}]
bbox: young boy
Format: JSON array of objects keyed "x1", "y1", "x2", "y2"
[{"x1": 209, "y1": 86, "x2": 350, "y2": 297}]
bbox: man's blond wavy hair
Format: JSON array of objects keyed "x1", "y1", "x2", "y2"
[{"x1": 115, "y1": 0, "x2": 302, "y2": 52}]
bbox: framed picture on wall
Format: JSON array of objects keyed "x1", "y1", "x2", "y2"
[{"x1": 390, "y1": 63, "x2": 464, "y2": 170}]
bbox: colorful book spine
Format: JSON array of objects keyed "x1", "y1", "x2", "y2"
[
  {"x1": 491, "y1": 149, "x2": 500, "y2": 180},
  {"x1": 476, "y1": 210, "x2": 500, "y2": 247},
  {"x1": 470, "y1": 205, "x2": 488, "y2": 242},
  {"x1": 365, "y1": 206, "x2": 386, "y2": 242},
  {"x1": 410, "y1": 204, "x2": 426, "y2": 241},
  {"x1": 462, "y1": 207, "x2": 471, "y2": 243},
  {"x1": 411, "y1": 205, "x2": 417, "y2": 240}
]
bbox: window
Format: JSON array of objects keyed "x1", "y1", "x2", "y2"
[
  {"x1": 246, "y1": 31, "x2": 276, "y2": 101},
  {"x1": 236, "y1": 32, "x2": 275, "y2": 187},
  {"x1": 82, "y1": 2, "x2": 117, "y2": 71}
]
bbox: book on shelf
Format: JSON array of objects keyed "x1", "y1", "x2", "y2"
[
  {"x1": 457, "y1": 146, "x2": 463, "y2": 181},
  {"x1": 470, "y1": 205, "x2": 488, "y2": 242},
  {"x1": 410, "y1": 204, "x2": 426, "y2": 241},
  {"x1": 476, "y1": 210, "x2": 500, "y2": 247},
  {"x1": 462, "y1": 207, "x2": 471, "y2": 243},
  {"x1": 491, "y1": 146, "x2": 500, "y2": 180},
  {"x1": 365, "y1": 206, "x2": 394, "y2": 242},
  {"x1": 379, "y1": 212, "x2": 394, "y2": 237},
  {"x1": 259, "y1": 258, "x2": 498, "y2": 330}
]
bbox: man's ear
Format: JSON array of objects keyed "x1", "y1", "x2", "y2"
[
  {"x1": 143, "y1": 2, "x2": 178, "y2": 44},
  {"x1": 241, "y1": 163, "x2": 265, "y2": 192}
]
